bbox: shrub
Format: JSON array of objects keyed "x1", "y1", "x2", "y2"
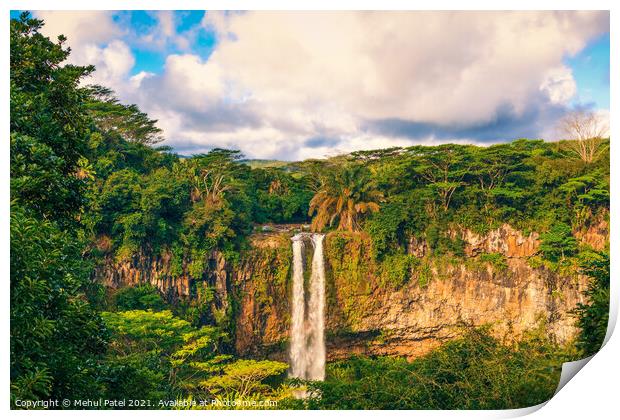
[
  {"x1": 287, "y1": 326, "x2": 572, "y2": 410},
  {"x1": 479, "y1": 252, "x2": 509, "y2": 271},
  {"x1": 380, "y1": 253, "x2": 418, "y2": 288},
  {"x1": 574, "y1": 250, "x2": 610, "y2": 356},
  {"x1": 114, "y1": 284, "x2": 166, "y2": 311},
  {"x1": 539, "y1": 223, "x2": 578, "y2": 262}
]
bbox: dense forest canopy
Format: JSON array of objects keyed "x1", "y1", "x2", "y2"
[{"x1": 10, "y1": 13, "x2": 609, "y2": 409}]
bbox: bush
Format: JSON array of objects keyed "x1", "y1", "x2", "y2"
[
  {"x1": 539, "y1": 223, "x2": 578, "y2": 262},
  {"x1": 574, "y1": 250, "x2": 610, "y2": 356},
  {"x1": 114, "y1": 284, "x2": 166, "y2": 311},
  {"x1": 11, "y1": 205, "x2": 107, "y2": 403},
  {"x1": 425, "y1": 225, "x2": 465, "y2": 257},
  {"x1": 380, "y1": 253, "x2": 418, "y2": 288},
  {"x1": 287, "y1": 326, "x2": 572, "y2": 409},
  {"x1": 479, "y1": 252, "x2": 508, "y2": 271}
]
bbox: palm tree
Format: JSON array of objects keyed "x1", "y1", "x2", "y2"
[{"x1": 308, "y1": 165, "x2": 383, "y2": 232}]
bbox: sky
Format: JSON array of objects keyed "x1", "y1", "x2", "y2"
[{"x1": 11, "y1": 10, "x2": 610, "y2": 160}]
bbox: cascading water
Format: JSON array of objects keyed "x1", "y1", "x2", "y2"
[
  {"x1": 307, "y1": 234, "x2": 326, "y2": 380},
  {"x1": 288, "y1": 233, "x2": 326, "y2": 381},
  {"x1": 289, "y1": 236, "x2": 307, "y2": 379}
]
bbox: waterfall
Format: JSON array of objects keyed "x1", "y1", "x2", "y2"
[
  {"x1": 289, "y1": 236, "x2": 306, "y2": 379},
  {"x1": 307, "y1": 234, "x2": 326, "y2": 380},
  {"x1": 289, "y1": 233, "x2": 326, "y2": 381}
]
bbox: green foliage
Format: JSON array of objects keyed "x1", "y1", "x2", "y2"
[
  {"x1": 324, "y1": 233, "x2": 376, "y2": 328},
  {"x1": 380, "y1": 253, "x2": 418, "y2": 288},
  {"x1": 113, "y1": 284, "x2": 166, "y2": 311},
  {"x1": 479, "y1": 252, "x2": 509, "y2": 271},
  {"x1": 11, "y1": 205, "x2": 107, "y2": 404},
  {"x1": 417, "y1": 261, "x2": 433, "y2": 288},
  {"x1": 346, "y1": 138, "x2": 607, "y2": 244},
  {"x1": 102, "y1": 309, "x2": 287, "y2": 405},
  {"x1": 365, "y1": 194, "x2": 427, "y2": 258},
  {"x1": 288, "y1": 327, "x2": 572, "y2": 409},
  {"x1": 539, "y1": 223, "x2": 578, "y2": 262},
  {"x1": 11, "y1": 13, "x2": 93, "y2": 225},
  {"x1": 574, "y1": 250, "x2": 609, "y2": 356},
  {"x1": 253, "y1": 168, "x2": 314, "y2": 223},
  {"x1": 169, "y1": 246, "x2": 184, "y2": 277},
  {"x1": 103, "y1": 310, "x2": 197, "y2": 352},
  {"x1": 177, "y1": 282, "x2": 217, "y2": 327},
  {"x1": 85, "y1": 85, "x2": 164, "y2": 145},
  {"x1": 100, "y1": 309, "x2": 223, "y2": 402},
  {"x1": 200, "y1": 359, "x2": 288, "y2": 399},
  {"x1": 10, "y1": 14, "x2": 108, "y2": 406},
  {"x1": 558, "y1": 173, "x2": 609, "y2": 228},
  {"x1": 239, "y1": 242, "x2": 292, "y2": 321},
  {"x1": 309, "y1": 164, "x2": 383, "y2": 232},
  {"x1": 425, "y1": 225, "x2": 465, "y2": 257}
]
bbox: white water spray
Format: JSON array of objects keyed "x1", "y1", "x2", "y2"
[
  {"x1": 307, "y1": 234, "x2": 326, "y2": 380},
  {"x1": 289, "y1": 233, "x2": 326, "y2": 381},
  {"x1": 289, "y1": 236, "x2": 307, "y2": 378}
]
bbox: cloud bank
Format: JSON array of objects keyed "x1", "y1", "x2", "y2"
[{"x1": 34, "y1": 11, "x2": 609, "y2": 160}]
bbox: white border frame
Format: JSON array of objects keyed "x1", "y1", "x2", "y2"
[{"x1": 2, "y1": 2, "x2": 616, "y2": 419}]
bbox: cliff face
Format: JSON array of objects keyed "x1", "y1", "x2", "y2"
[
  {"x1": 324, "y1": 246, "x2": 578, "y2": 360},
  {"x1": 94, "y1": 219, "x2": 608, "y2": 362},
  {"x1": 95, "y1": 248, "x2": 229, "y2": 308}
]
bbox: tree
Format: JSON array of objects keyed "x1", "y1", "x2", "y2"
[
  {"x1": 10, "y1": 13, "x2": 108, "y2": 405},
  {"x1": 101, "y1": 309, "x2": 224, "y2": 399},
  {"x1": 308, "y1": 165, "x2": 383, "y2": 232},
  {"x1": 85, "y1": 85, "x2": 164, "y2": 145},
  {"x1": 291, "y1": 326, "x2": 569, "y2": 410},
  {"x1": 558, "y1": 110, "x2": 609, "y2": 163},
  {"x1": 253, "y1": 167, "x2": 314, "y2": 223},
  {"x1": 200, "y1": 359, "x2": 288, "y2": 399},
  {"x1": 469, "y1": 142, "x2": 532, "y2": 212},
  {"x1": 11, "y1": 12, "x2": 94, "y2": 224},
  {"x1": 113, "y1": 284, "x2": 166, "y2": 311},
  {"x1": 574, "y1": 250, "x2": 609, "y2": 356},
  {"x1": 10, "y1": 206, "x2": 107, "y2": 404},
  {"x1": 406, "y1": 144, "x2": 474, "y2": 213},
  {"x1": 539, "y1": 222, "x2": 578, "y2": 262}
]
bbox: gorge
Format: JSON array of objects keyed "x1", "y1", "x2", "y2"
[{"x1": 94, "y1": 217, "x2": 608, "y2": 364}]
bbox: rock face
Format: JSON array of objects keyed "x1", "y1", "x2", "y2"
[
  {"x1": 95, "y1": 249, "x2": 229, "y2": 308},
  {"x1": 325, "y1": 256, "x2": 583, "y2": 361},
  {"x1": 231, "y1": 234, "x2": 292, "y2": 356},
  {"x1": 575, "y1": 217, "x2": 609, "y2": 251},
  {"x1": 94, "y1": 220, "x2": 608, "y2": 363},
  {"x1": 460, "y1": 224, "x2": 540, "y2": 258},
  {"x1": 95, "y1": 251, "x2": 190, "y2": 299}
]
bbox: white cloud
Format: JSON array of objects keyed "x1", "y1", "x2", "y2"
[
  {"x1": 34, "y1": 11, "x2": 133, "y2": 95},
  {"x1": 135, "y1": 11, "x2": 607, "y2": 158},
  {"x1": 34, "y1": 11, "x2": 610, "y2": 159},
  {"x1": 201, "y1": 11, "x2": 607, "y2": 126},
  {"x1": 35, "y1": 11, "x2": 122, "y2": 47},
  {"x1": 540, "y1": 66, "x2": 578, "y2": 105},
  {"x1": 129, "y1": 71, "x2": 155, "y2": 89},
  {"x1": 138, "y1": 11, "x2": 191, "y2": 51},
  {"x1": 81, "y1": 40, "x2": 135, "y2": 88}
]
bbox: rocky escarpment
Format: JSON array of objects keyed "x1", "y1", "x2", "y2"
[
  {"x1": 228, "y1": 221, "x2": 608, "y2": 361},
  {"x1": 94, "y1": 219, "x2": 608, "y2": 362},
  {"x1": 95, "y1": 248, "x2": 230, "y2": 309}
]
